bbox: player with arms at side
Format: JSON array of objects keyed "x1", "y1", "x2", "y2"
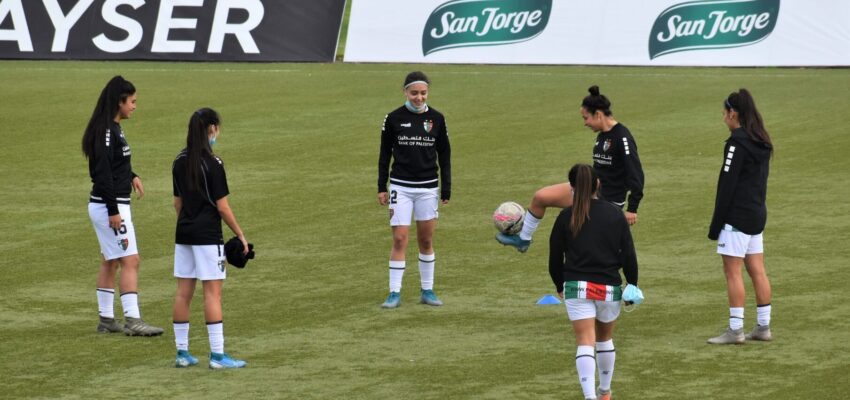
[
  {"x1": 84, "y1": 75, "x2": 163, "y2": 336},
  {"x1": 377, "y1": 71, "x2": 452, "y2": 309},
  {"x1": 171, "y1": 108, "x2": 249, "y2": 368},
  {"x1": 498, "y1": 86, "x2": 644, "y2": 253},
  {"x1": 706, "y1": 89, "x2": 774, "y2": 345},
  {"x1": 549, "y1": 164, "x2": 639, "y2": 400}
]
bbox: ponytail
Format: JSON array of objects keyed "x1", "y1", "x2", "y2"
[
  {"x1": 581, "y1": 85, "x2": 612, "y2": 116},
  {"x1": 568, "y1": 164, "x2": 599, "y2": 237},
  {"x1": 185, "y1": 108, "x2": 221, "y2": 192},
  {"x1": 724, "y1": 88, "x2": 773, "y2": 153}
]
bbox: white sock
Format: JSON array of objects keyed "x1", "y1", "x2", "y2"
[
  {"x1": 389, "y1": 260, "x2": 405, "y2": 292},
  {"x1": 174, "y1": 322, "x2": 189, "y2": 351},
  {"x1": 757, "y1": 303, "x2": 771, "y2": 326},
  {"x1": 576, "y1": 345, "x2": 596, "y2": 399},
  {"x1": 419, "y1": 253, "x2": 435, "y2": 290},
  {"x1": 207, "y1": 321, "x2": 224, "y2": 354},
  {"x1": 97, "y1": 288, "x2": 115, "y2": 318},
  {"x1": 729, "y1": 307, "x2": 744, "y2": 330},
  {"x1": 596, "y1": 340, "x2": 616, "y2": 392},
  {"x1": 120, "y1": 292, "x2": 141, "y2": 319},
  {"x1": 519, "y1": 211, "x2": 541, "y2": 241}
]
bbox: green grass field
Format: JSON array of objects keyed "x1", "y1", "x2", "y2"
[{"x1": 1, "y1": 61, "x2": 848, "y2": 399}]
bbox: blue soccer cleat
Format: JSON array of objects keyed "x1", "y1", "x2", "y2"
[
  {"x1": 209, "y1": 352, "x2": 247, "y2": 369},
  {"x1": 420, "y1": 289, "x2": 443, "y2": 306},
  {"x1": 381, "y1": 292, "x2": 401, "y2": 309},
  {"x1": 175, "y1": 350, "x2": 199, "y2": 368},
  {"x1": 495, "y1": 233, "x2": 531, "y2": 253}
]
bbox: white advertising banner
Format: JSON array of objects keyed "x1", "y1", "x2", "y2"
[{"x1": 344, "y1": 0, "x2": 850, "y2": 66}]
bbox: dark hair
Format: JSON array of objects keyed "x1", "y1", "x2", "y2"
[
  {"x1": 581, "y1": 85, "x2": 612, "y2": 116},
  {"x1": 724, "y1": 88, "x2": 773, "y2": 152},
  {"x1": 404, "y1": 71, "x2": 430, "y2": 88},
  {"x1": 185, "y1": 108, "x2": 221, "y2": 193},
  {"x1": 82, "y1": 76, "x2": 136, "y2": 159},
  {"x1": 567, "y1": 164, "x2": 599, "y2": 237}
]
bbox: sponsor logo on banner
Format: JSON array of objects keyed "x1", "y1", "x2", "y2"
[
  {"x1": 0, "y1": 0, "x2": 345, "y2": 62},
  {"x1": 422, "y1": 0, "x2": 552, "y2": 56},
  {"x1": 648, "y1": 0, "x2": 780, "y2": 59}
]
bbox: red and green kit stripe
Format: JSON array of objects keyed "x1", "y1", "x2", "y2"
[{"x1": 563, "y1": 281, "x2": 622, "y2": 301}]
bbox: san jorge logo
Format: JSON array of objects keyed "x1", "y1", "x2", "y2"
[
  {"x1": 648, "y1": 0, "x2": 779, "y2": 60},
  {"x1": 422, "y1": 0, "x2": 552, "y2": 56}
]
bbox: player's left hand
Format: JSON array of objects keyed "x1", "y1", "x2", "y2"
[
  {"x1": 441, "y1": 199, "x2": 449, "y2": 205},
  {"x1": 624, "y1": 211, "x2": 637, "y2": 225},
  {"x1": 132, "y1": 176, "x2": 145, "y2": 199},
  {"x1": 557, "y1": 291, "x2": 564, "y2": 300}
]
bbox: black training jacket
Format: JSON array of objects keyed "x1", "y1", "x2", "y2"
[
  {"x1": 592, "y1": 123, "x2": 644, "y2": 213},
  {"x1": 549, "y1": 200, "x2": 639, "y2": 292},
  {"x1": 708, "y1": 127, "x2": 772, "y2": 240},
  {"x1": 378, "y1": 105, "x2": 452, "y2": 200},
  {"x1": 88, "y1": 122, "x2": 137, "y2": 216}
]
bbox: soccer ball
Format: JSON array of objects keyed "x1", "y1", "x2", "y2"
[{"x1": 493, "y1": 201, "x2": 525, "y2": 235}]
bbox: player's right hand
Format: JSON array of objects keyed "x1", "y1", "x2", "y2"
[
  {"x1": 108, "y1": 214, "x2": 122, "y2": 230},
  {"x1": 377, "y1": 192, "x2": 388, "y2": 205}
]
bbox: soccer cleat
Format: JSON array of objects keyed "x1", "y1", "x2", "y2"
[
  {"x1": 123, "y1": 317, "x2": 164, "y2": 337},
  {"x1": 175, "y1": 350, "x2": 199, "y2": 368},
  {"x1": 381, "y1": 292, "x2": 401, "y2": 309},
  {"x1": 597, "y1": 387, "x2": 612, "y2": 400},
  {"x1": 420, "y1": 289, "x2": 443, "y2": 306},
  {"x1": 209, "y1": 352, "x2": 246, "y2": 369},
  {"x1": 745, "y1": 325, "x2": 773, "y2": 341},
  {"x1": 96, "y1": 316, "x2": 123, "y2": 333},
  {"x1": 495, "y1": 233, "x2": 531, "y2": 253},
  {"x1": 707, "y1": 327, "x2": 745, "y2": 344}
]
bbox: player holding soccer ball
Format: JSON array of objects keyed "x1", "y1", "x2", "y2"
[
  {"x1": 497, "y1": 86, "x2": 644, "y2": 253},
  {"x1": 549, "y1": 164, "x2": 639, "y2": 400},
  {"x1": 377, "y1": 71, "x2": 452, "y2": 309}
]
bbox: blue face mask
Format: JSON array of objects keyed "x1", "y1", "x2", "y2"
[
  {"x1": 209, "y1": 136, "x2": 217, "y2": 146},
  {"x1": 404, "y1": 100, "x2": 428, "y2": 114}
]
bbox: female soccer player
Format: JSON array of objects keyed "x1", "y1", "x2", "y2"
[
  {"x1": 171, "y1": 108, "x2": 249, "y2": 368},
  {"x1": 549, "y1": 163, "x2": 639, "y2": 400},
  {"x1": 377, "y1": 71, "x2": 452, "y2": 309},
  {"x1": 84, "y1": 75, "x2": 163, "y2": 336},
  {"x1": 497, "y1": 86, "x2": 644, "y2": 253},
  {"x1": 706, "y1": 89, "x2": 773, "y2": 345}
]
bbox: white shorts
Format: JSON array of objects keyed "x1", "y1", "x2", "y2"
[
  {"x1": 388, "y1": 184, "x2": 438, "y2": 226},
  {"x1": 565, "y1": 298, "x2": 621, "y2": 323},
  {"x1": 717, "y1": 224, "x2": 763, "y2": 258},
  {"x1": 174, "y1": 244, "x2": 227, "y2": 281},
  {"x1": 88, "y1": 202, "x2": 138, "y2": 261}
]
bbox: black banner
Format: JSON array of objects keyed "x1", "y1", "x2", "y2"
[{"x1": 0, "y1": 0, "x2": 346, "y2": 61}]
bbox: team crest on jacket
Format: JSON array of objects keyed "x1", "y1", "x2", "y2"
[
  {"x1": 117, "y1": 238, "x2": 129, "y2": 251},
  {"x1": 423, "y1": 120, "x2": 433, "y2": 133},
  {"x1": 603, "y1": 139, "x2": 613, "y2": 152}
]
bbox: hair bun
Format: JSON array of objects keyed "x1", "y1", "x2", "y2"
[{"x1": 588, "y1": 85, "x2": 600, "y2": 96}]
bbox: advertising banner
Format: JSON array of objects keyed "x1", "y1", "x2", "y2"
[
  {"x1": 0, "y1": 0, "x2": 346, "y2": 62},
  {"x1": 345, "y1": 0, "x2": 850, "y2": 66}
]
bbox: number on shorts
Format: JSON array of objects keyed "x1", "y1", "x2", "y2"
[
  {"x1": 390, "y1": 190, "x2": 397, "y2": 204},
  {"x1": 112, "y1": 220, "x2": 127, "y2": 236}
]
